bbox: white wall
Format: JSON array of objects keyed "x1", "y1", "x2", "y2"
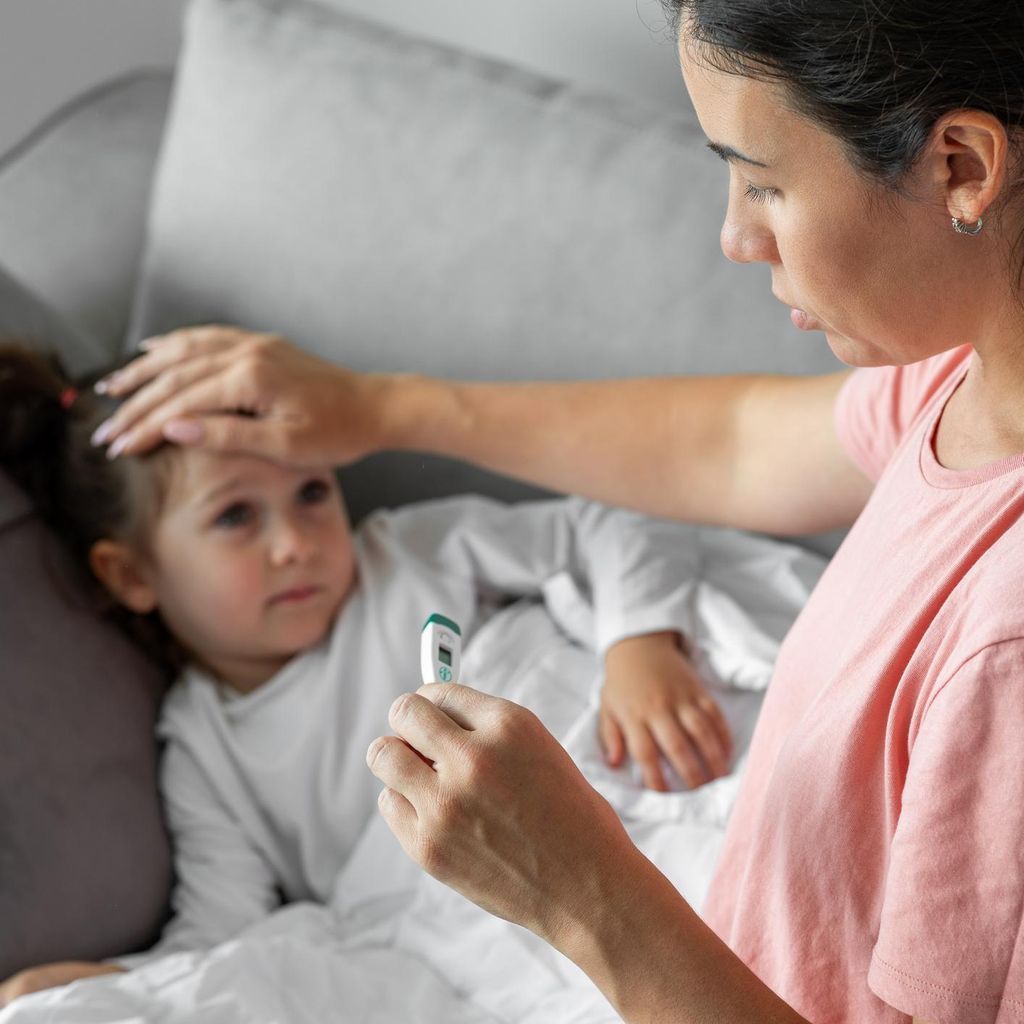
[{"x1": 0, "y1": 0, "x2": 688, "y2": 156}]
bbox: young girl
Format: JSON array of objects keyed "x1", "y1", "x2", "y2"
[{"x1": 0, "y1": 342, "x2": 733, "y2": 1005}]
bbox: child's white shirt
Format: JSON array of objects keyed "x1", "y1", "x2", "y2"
[{"x1": 131, "y1": 495, "x2": 702, "y2": 963}]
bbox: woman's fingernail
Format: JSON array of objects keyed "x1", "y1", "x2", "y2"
[
  {"x1": 94, "y1": 372, "x2": 124, "y2": 395},
  {"x1": 91, "y1": 419, "x2": 116, "y2": 446},
  {"x1": 138, "y1": 337, "x2": 160, "y2": 351},
  {"x1": 163, "y1": 419, "x2": 204, "y2": 444},
  {"x1": 106, "y1": 435, "x2": 130, "y2": 460}
]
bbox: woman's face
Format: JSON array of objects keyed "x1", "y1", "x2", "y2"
[{"x1": 678, "y1": 34, "x2": 989, "y2": 368}]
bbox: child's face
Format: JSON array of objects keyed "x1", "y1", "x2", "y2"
[{"x1": 142, "y1": 450, "x2": 356, "y2": 691}]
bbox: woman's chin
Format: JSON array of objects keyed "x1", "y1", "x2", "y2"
[
  {"x1": 822, "y1": 329, "x2": 879, "y2": 368},
  {"x1": 822, "y1": 329, "x2": 853, "y2": 363}
]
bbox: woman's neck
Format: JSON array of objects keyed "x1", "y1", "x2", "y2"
[{"x1": 936, "y1": 303, "x2": 1024, "y2": 468}]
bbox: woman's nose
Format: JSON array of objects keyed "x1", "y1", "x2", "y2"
[{"x1": 720, "y1": 201, "x2": 779, "y2": 265}]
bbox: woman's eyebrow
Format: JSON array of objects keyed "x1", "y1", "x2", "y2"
[{"x1": 706, "y1": 140, "x2": 770, "y2": 168}]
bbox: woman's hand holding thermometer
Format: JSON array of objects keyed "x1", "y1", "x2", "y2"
[{"x1": 421, "y1": 614, "x2": 462, "y2": 684}]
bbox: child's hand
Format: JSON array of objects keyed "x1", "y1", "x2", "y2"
[
  {"x1": 0, "y1": 961, "x2": 126, "y2": 1008},
  {"x1": 600, "y1": 631, "x2": 732, "y2": 791}
]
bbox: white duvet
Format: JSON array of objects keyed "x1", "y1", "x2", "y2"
[{"x1": 2, "y1": 529, "x2": 825, "y2": 1024}]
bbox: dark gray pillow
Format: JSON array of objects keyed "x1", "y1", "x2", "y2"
[
  {"x1": 0, "y1": 469, "x2": 172, "y2": 979},
  {"x1": 0, "y1": 270, "x2": 171, "y2": 978}
]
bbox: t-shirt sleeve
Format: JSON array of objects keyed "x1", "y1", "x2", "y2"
[
  {"x1": 868, "y1": 640, "x2": 1024, "y2": 1023},
  {"x1": 833, "y1": 345, "x2": 973, "y2": 483}
]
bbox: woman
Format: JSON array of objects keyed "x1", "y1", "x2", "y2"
[{"x1": 86, "y1": 1, "x2": 1024, "y2": 1021}]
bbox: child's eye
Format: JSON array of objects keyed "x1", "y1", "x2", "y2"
[
  {"x1": 743, "y1": 182, "x2": 778, "y2": 206},
  {"x1": 214, "y1": 502, "x2": 253, "y2": 529},
  {"x1": 298, "y1": 478, "x2": 331, "y2": 505}
]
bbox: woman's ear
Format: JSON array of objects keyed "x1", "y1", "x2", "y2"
[
  {"x1": 927, "y1": 109, "x2": 1009, "y2": 224},
  {"x1": 89, "y1": 539, "x2": 158, "y2": 614}
]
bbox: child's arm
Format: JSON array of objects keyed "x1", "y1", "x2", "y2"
[
  {"x1": 480, "y1": 497, "x2": 733, "y2": 790},
  {"x1": 565, "y1": 503, "x2": 736, "y2": 790},
  {"x1": 601, "y1": 630, "x2": 732, "y2": 792},
  {"x1": 0, "y1": 962, "x2": 125, "y2": 1009},
  {"x1": 386, "y1": 495, "x2": 725, "y2": 789}
]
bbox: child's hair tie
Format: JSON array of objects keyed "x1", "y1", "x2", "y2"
[{"x1": 60, "y1": 386, "x2": 79, "y2": 410}]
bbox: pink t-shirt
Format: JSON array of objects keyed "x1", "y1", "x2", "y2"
[{"x1": 702, "y1": 344, "x2": 1024, "y2": 1024}]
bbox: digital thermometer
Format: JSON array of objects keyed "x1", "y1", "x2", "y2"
[{"x1": 421, "y1": 613, "x2": 462, "y2": 684}]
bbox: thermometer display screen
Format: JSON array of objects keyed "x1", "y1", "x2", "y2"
[{"x1": 438, "y1": 646, "x2": 452, "y2": 667}]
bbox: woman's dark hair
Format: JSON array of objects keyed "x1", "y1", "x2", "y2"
[
  {"x1": 0, "y1": 340, "x2": 186, "y2": 679},
  {"x1": 662, "y1": 0, "x2": 1024, "y2": 285}
]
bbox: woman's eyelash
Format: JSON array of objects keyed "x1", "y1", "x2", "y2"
[{"x1": 744, "y1": 182, "x2": 778, "y2": 205}]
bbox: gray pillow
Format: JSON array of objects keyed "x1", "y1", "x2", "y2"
[
  {"x1": 128, "y1": 0, "x2": 843, "y2": 530},
  {"x1": 0, "y1": 271, "x2": 171, "y2": 979}
]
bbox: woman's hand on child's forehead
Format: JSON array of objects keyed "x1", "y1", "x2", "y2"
[
  {"x1": 91, "y1": 325, "x2": 263, "y2": 455},
  {"x1": 89, "y1": 325, "x2": 383, "y2": 469}
]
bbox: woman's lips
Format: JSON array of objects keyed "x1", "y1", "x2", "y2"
[
  {"x1": 790, "y1": 307, "x2": 820, "y2": 331},
  {"x1": 773, "y1": 291, "x2": 821, "y2": 332}
]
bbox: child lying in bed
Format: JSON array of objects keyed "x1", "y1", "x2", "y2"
[{"x1": 0, "y1": 342, "x2": 731, "y2": 1006}]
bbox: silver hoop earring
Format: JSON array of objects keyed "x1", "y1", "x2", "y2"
[{"x1": 952, "y1": 216, "x2": 984, "y2": 236}]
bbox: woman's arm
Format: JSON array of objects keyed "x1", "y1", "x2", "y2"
[
  {"x1": 558, "y1": 853, "x2": 807, "y2": 1024},
  {"x1": 366, "y1": 682, "x2": 809, "y2": 1024},
  {"x1": 93, "y1": 327, "x2": 872, "y2": 532}
]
